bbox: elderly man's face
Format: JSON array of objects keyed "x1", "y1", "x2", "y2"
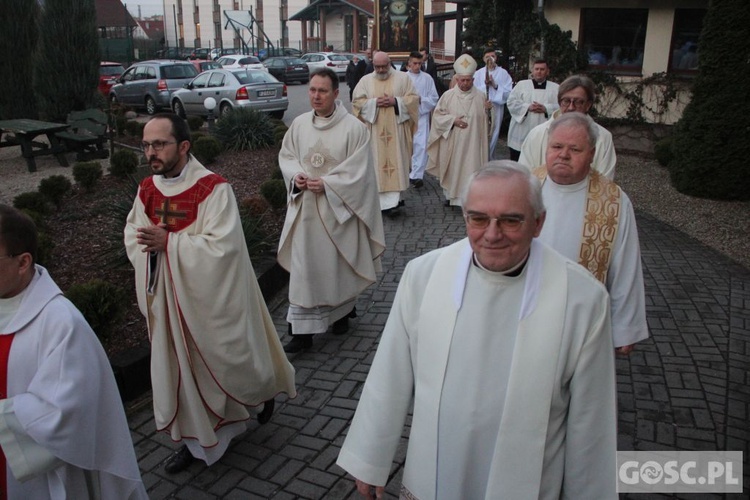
[
  {"x1": 456, "y1": 75, "x2": 473, "y2": 92},
  {"x1": 559, "y1": 86, "x2": 592, "y2": 114},
  {"x1": 464, "y1": 174, "x2": 544, "y2": 272},
  {"x1": 545, "y1": 123, "x2": 595, "y2": 185},
  {"x1": 373, "y1": 52, "x2": 391, "y2": 80}
]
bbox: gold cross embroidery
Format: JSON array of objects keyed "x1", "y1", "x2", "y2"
[{"x1": 154, "y1": 198, "x2": 188, "y2": 227}]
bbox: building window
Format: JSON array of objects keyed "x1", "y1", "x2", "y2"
[
  {"x1": 580, "y1": 8, "x2": 648, "y2": 74},
  {"x1": 670, "y1": 9, "x2": 706, "y2": 73},
  {"x1": 434, "y1": 21, "x2": 444, "y2": 42}
]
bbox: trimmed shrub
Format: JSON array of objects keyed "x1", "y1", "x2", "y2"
[
  {"x1": 187, "y1": 115, "x2": 204, "y2": 131},
  {"x1": 274, "y1": 128, "x2": 287, "y2": 145},
  {"x1": 190, "y1": 131, "x2": 206, "y2": 144},
  {"x1": 13, "y1": 191, "x2": 50, "y2": 215},
  {"x1": 213, "y1": 107, "x2": 275, "y2": 151},
  {"x1": 72, "y1": 161, "x2": 103, "y2": 192},
  {"x1": 192, "y1": 135, "x2": 223, "y2": 164},
  {"x1": 36, "y1": 231, "x2": 54, "y2": 267},
  {"x1": 65, "y1": 279, "x2": 127, "y2": 340},
  {"x1": 654, "y1": 137, "x2": 674, "y2": 167},
  {"x1": 270, "y1": 166, "x2": 284, "y2": 180},
  {"x1": 241, "y1": 195, "x2": 270, "y2": 218},
  {"x1": 109, "y1": 149, "x2": 139, "y2": 178},
  {"x1": 38, "y1": 175, "x2": 72, "y2": 207},
  {"x1": 124, "y1": 119, "x2": 144, "y2": 137},
  {"x1": 260, "y1": 179, "x2": 288, "y2": 209},
  {"x1": 20, "y1": 209, "x2": 47, "y2": 231},
  {"x1": 114, "y1": 114, "x2": 128, "y2": 137}
]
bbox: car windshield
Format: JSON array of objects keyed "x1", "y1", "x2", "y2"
[
  {"x1": 100, "y1": 65, "x2": 125, "y2": 75},
  {"x1": 232, "y1": 70, "x2": 278, "y2": 85},
  {"x1": 328, "y1": 55, "x2": 348, "y2": 61},
  {"x1": 287, "y1": 58, "x2": 306, "y2": 65},
  {"x1": 162, "y1": 65, "x2": 198, "y2": 78},
  {"x1": 241, "y1": 56, "x2": 261, "y2": 64}
]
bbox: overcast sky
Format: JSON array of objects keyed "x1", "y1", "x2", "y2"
[{"x1": 123, "y1": 0, "x2": 165, "y2": 19}]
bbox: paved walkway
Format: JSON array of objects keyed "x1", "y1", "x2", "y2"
[{"x1": 128, "y1": 174, "x2": 749, "y2": 499}]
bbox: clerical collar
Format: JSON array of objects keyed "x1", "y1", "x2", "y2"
[
  {"x1": 472, "y1": 253, "x2": 529, "y2": 276},
  {"x1": 532, "y1": 80, "x2": 547, "y2": 89},
  {"x1": 314, "y1": 108, "x2": 336, "y2": 119},
  {"x1": 160, "y1": 160, "x2": 190, "y2": 185}
]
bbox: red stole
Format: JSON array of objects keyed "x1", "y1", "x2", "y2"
[
  {"x1": 138, "y1": 173, "x2": 227, "y2": 232},
  {"x1": 0, "y1": 333, "x2": 15, "y2": 499}
]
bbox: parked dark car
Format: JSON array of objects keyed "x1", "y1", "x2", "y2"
[
  {"x1": 171, "y1": 69, "x2": 288, "y2": 119},
  {"x1": 187, "y1": 48, "x2": 211, "y2": 60},
  {"x1": 258, "y1": 47, "x2": 303, "y2": 60},
  {"x1": 98, "y1": 61, "x2": 125, "y2": 95},
  {"x1": 156, "y1": 47, "x2": 192, "y2": 59},
  {"x1": 110, "y1": 60, "x2": 199, "y2": 114},
  {"x1": 262, "y1": 57, "x2": 309, "y2": 84}
]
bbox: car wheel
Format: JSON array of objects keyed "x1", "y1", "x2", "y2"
[
  {"x1": 173, "y1": 100, "x2": 186, "y2": 119},
  {"x1": 145, "y1": 96, "x2": 157, "y2": 115},
  {"x1": 220, "y1": 103, "x2": 232, "y2": 117},
  {"x1": 270, "y1": 110, "x2": 284, "y2": 119}
]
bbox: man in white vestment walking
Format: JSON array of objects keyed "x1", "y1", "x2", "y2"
[
  {"x1": 534, "y1": 112, "x2": 649, "y2": 354},
  {"x1": 506, "y1": 59, "x2": 559, "y2": 161},
  {"x1": 473, "y1": 48, "x2": 512, "y2": 159},
  {"x1": 125, "y1": 114, "x2": 296, "y2": 474},
  {"x1": 337, "y1": 162, "x2": 617, "y2": 499},
  {"x1": 519, "y1": 74, "x2": 617, "y2": 179},
  {"x1": 0, "y1": 205, "x2": 147, "y2": 499},
  {"x1": 405, "y1": 51, "x2": 438, "y2": 189},
  {"x1": 426, "y1": 54, "x2": 488, "y2": 206},
  {"x1": 352, "y1": 51, "x2": 419, "y2": 213},
  {"x1": 278, "y1": 69, "x2": 386, "y2": 353}
]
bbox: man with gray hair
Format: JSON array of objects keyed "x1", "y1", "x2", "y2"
[
  {"x1": 534, "y1": 112, "x2": 649, "y2": 354},
  {"x1": 337, "y1": 161, "x2": 617, "y2": 498},
  {"x1": 520, "y1": 74, "x2": 617, "y2": 179}
]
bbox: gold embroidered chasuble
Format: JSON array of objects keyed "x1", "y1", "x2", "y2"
[
  {"x1": 352, "y1": 71, "x2": 419, "y2": 193},
  {"x1": 533, "y1": 167, "x2": 621, "y2": 282}
]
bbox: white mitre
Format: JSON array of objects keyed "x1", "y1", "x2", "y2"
[{"x1": 453, "y1": 54, "x2": 477, "y2": 76}]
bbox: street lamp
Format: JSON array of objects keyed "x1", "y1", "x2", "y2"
[{"x1": 204, "y1": 97, "x2": 217, "y2": 132}]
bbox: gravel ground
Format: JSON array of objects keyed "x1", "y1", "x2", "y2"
[{"x1": 2, "y1": 143, "x2": 748, "y2": 270}]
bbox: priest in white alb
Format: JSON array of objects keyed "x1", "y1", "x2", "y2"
[
  {"x1": 473, "y1": 48, "x2": 512, "y2": 159},
  {"x1": 405, "y1": 51, "x2": 438, "y2": 188},
  {"x1": 534, "y1": 112, "x2": 649, "y2": 354},
  {"x1": 0, "y1": 204, "x2": 147, "y2": 499},
  {"x1": 278, "y1": 69, "x2": 385, "y2": 353},
  {"x1": 125, "y1": 114, "x2": 296, "y2": 474},
  {"x1": 337, "y1": 162, "x2": 617, "y2": 499},
  {"x1": 352, "y1": 51, "x2": 419, "y2": 212},
  {"x1": 506, "y1": 59, "x2": 559, "y2": 161},
  {"x1": 426, "y1": 54, "x2": 488, "y2": 206},
  {"x1": 520, "y1": 74, "x2": 617, "y2": 179}
]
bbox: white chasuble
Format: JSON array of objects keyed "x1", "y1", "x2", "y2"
[
  {"x1": 352, "y1": 71, "x2": 419, "y2": 208},
  {"x1": 519, "y1": 110, "x2": 617, "y2": 180},
  {"x1": 337, "y1": 239, "x2": 617, "y2": 499},
  {"x1": 426, "y1": 86, "x2": 488, "y2": 205},
  {"x1": 278, "y1": 102, "x2": 386, "y2": 333},
  {"x1": 537, "y1": 171, "x2": 649, "y2": 348},
  {"x1": 125, "y1": 158, "x2": 296, "y2": 463}
]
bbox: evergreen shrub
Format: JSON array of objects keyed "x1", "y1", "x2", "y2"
[
  {"x1": 260, "y1": 179, "x2": 288, "y2": 209},
  {"x1": 124, "y1": 120, "x2": 144, "y2": 137},
  {"x1": 109, "y1": 149, "x2": 139, "y2": 178},
  {"x1": 73, "y1": 161, "x2": 103, "y2": 192},
  {"x1": 13, "y1": 191, "x2": 50, "y2": 215},
  {"x1": 213, "y1": 108, "x2": 274, "y2": 151},
  {"x1": 38, "y1": 175, "x2": 73, "y2": 207},
  {"x1": 36, "y1": 231, "x2": 54, "y2": 267},
  {"x1": 654, "y1": 137, "x2": 674, "y2": 167},
  {"x1": 65, "y1": 279, "x2": 127, "y2": 340},
  {"x1": 192, "y1": 135, "x2": 223, "y2": 164},
  {"x1": 187, "y1": 115, "x2": 204, "y2": 131}
]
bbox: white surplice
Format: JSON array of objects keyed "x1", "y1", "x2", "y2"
[
  {"x1": 537, "y1": 174, "x2": 649, "y2": 348},
  {"x1": 337, "y1": 239, "x2": 617, "y2": 499},
  {"x1": 406, "y1": 70, "x2": 439, "y2": 180},
  {"x1": 519, "y1": 110, "x2": 617, "y2": 179},
  {"x1": 0, "y1": 267, "x2": 146, "y2": 499},
  {"x1": 278, "y1": 101, "x2": 386, "y2": 334},
  {"x1": 506, "y1": 79, "x2": 560, "y2": 151},
  {"x1": 473, "y1": 65, "x2": 512, "y2": 158}
]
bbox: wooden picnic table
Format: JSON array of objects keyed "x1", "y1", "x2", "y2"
[{"x1": 0, "y1": 119, "x2": 70, "y2": 172}]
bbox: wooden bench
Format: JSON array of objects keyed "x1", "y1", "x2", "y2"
[{"x1": 56, "y1": 109, "x2": 110, "y2": 161}]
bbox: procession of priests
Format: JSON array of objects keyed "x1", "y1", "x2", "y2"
[
  {"x1": 278, "y1": 69, "x2": 385, "y2": 353},
  {"x1": 352, "y1": 51, "x2": 419, "y2": 212},
  {"x1": 0, "y1": 204, "x2": 146, "y2": 499},
  {"x1": 125, "y1": 113, "x2": 296, "y2": 474}
]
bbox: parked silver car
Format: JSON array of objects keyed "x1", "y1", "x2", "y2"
[
  {"x1": 110, "y1": 60, "x2": 198, "y2": 115},
  {"x1": 171, "y1": 69, "x2": 288, "y2": 119}
]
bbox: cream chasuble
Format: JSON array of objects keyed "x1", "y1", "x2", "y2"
[
  {"x1": 519, "y1": 110, "x2": 617, "y2": 180},
  {"x1": 337, "y1": 239, "x2": 617, "y2": 499},
  {"x1": 426, "y1": 86, "x2": 488, "y2": 205},
  {"x1": 535, "y1": 169, "x2": 649, "y2": 348},
  {"x1": 506, "y1": 79, "x2": 560, "y2": 151},
  {"x1": 125, "y1": 158, "x2": 296, "y2": 463},
  {"x1": 278, "y1": 102, "x2": 385, "y2": 333},
  {"x1": 352, "y1": 71, "x2": 419, "y2": 208}
]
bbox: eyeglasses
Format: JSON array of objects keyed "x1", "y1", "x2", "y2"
[
  {"x1": 140, "y1": 140, "x2": 177, "y2": 152},
  {"x1": 0, "y1": 254, "x2": 17, "y2": 260},
  {"x1": 559, "y1": 97, "x2": 589, "y2": 108},
  {"x1": 464, "y1": 213, "x2": 526, "y2": 231}
]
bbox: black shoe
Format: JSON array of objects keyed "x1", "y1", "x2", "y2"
[
  {"x1": 398, "y1": 199, "x2": 405, "y2": 207},
  {"x1": 164, "y1": 445, "x2": 194, "y2": 474},
  {"x1": 410, "y1": 178, "x2": 424, "y2": 188},
  {"x1": 348, "y1": 306, "x2": 357, "y2": 318},
  {"x1": 443, "y1": 199, "x2": 451, "y2": 207},
  {"x1": 284, "y1": 334, "x2": 313, "y2": 353},
  {"x1": 257, "y1": 398, "x2": 275, "y2": 424},
  {"x1": 332, "y1": 315, "x2": 349, "y2": 335}
]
